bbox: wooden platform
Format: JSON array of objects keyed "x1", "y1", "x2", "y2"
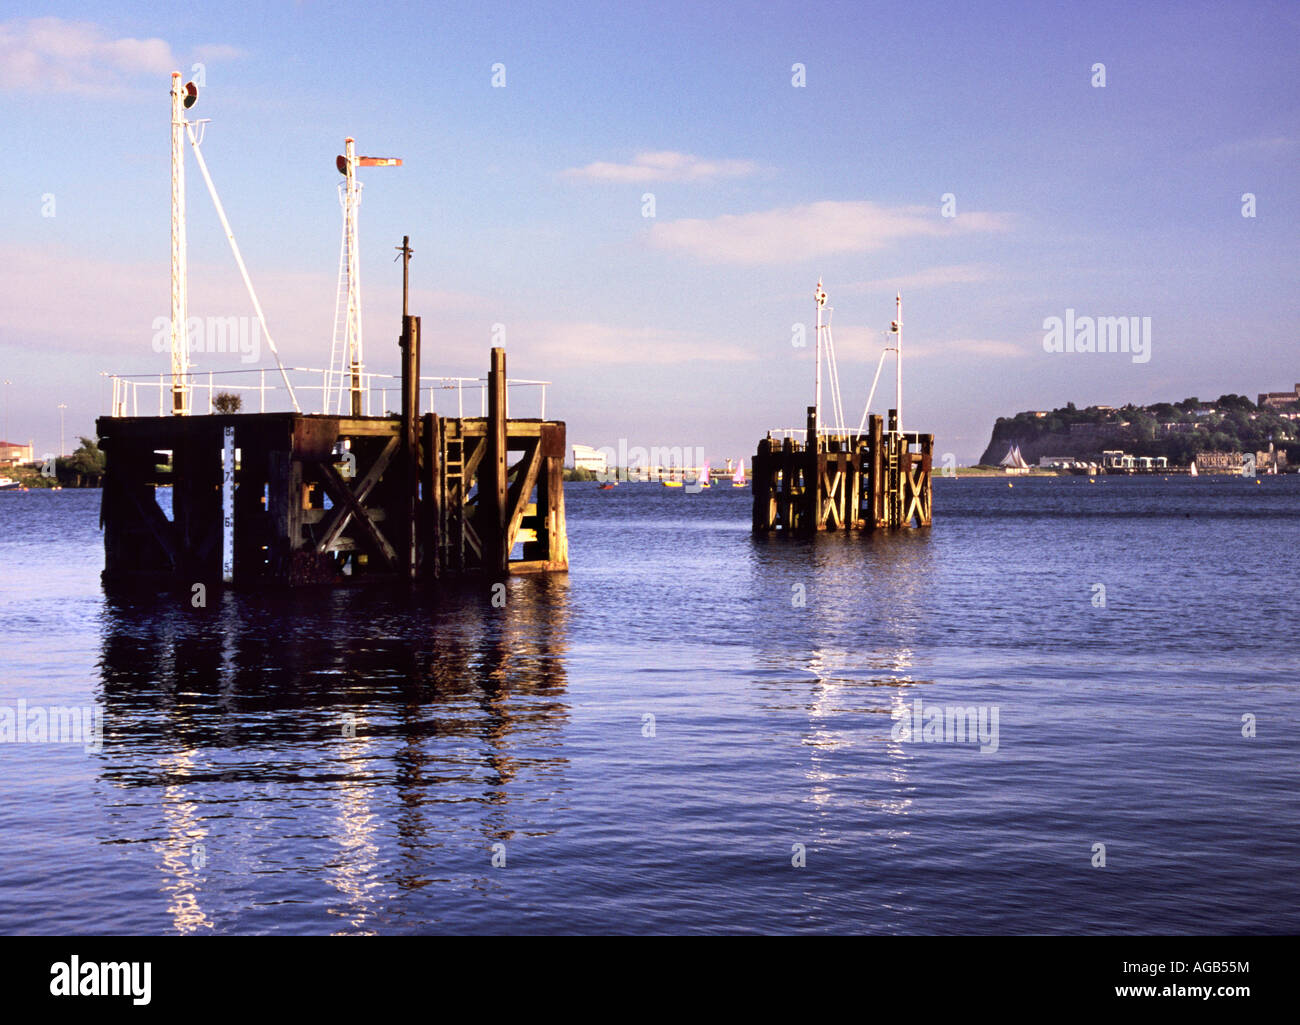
[
  {"x1": 751, "y1": 408, "x2": 933, "y2": 533},
  {"x1": 97, "y1": 341, "x2": 567, "y2": 590}
]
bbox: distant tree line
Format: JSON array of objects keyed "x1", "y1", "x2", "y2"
[
  {"x1": 52, "y1": 437, "x2": 107, "y2": 487},
  {"x1": 981, "y1": 395, "x2": 1299, "y2": 466}
]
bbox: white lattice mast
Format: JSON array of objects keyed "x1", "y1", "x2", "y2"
[
  {"x1": 169, "y1": 72, "x2": 195, "y2": 416},
  {"x1": 330, "y1": 138, "x2": 403, "y2": 416},
  {"x1": 342, "y1": 138, "x2": 363, "y2": 416},
  {"x1": 892, "y1": 291, "x2": 903, "y2": 434},
  {"x1": 325, "y1": 192, "x2": 352, "y2": 414},
  {"x1": 812, "y1": 279, "x2": 846, "y2": 438},
  {"x1": 814, "y1": 279, "x2": 826, "y2": 433}
]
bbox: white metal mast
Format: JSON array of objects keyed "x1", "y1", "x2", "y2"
[
  {"x1": 329, "y1": 138, "x2": 401, "y2": 416},
  {"x1": 342, "y1": 137, "x2": 363, "y2": 416},
  {"x1": 814, "y1": 278, "x2": 825, "y2": 432},
  {"x1": 169, "y1": 73, "x2": 192, "y2": 415},
  {"x1": 855, "y1": 291, "x2": 906, "y2": 438},
  {"x1": 167, "y1": 71, "x2": 300, "y2": 414},
  {"x1": 893, "y1": 291, "x2": 902, "y2": 434},
  {"x1": 324, "y1": 188, "x2": 354, "y2": 414},
  {"x1": 812, "y1": 279, "x2": 846, "y2": 439}
]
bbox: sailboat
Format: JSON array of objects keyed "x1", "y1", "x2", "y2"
[
  {"x1": 662, "y1": 469, "x2": 683, "y2": 488},
  {"x1": 732, "y1": 459, "x2": 747, "y2": 487},
  {"x1": 698, "y1": 462, "x2": 711, "y2": 489},
  {"x1": 1189, "y1": 461, "x2": 1198, "y2": 477}
]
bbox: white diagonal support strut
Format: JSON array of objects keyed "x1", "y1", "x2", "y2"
[{"x1": 184, "y1": 121, "x2": 301, "y2": 412}]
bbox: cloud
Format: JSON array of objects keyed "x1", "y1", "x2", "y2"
[
  {"x1": 561, "y1": 150, "x2": 759, "y2": 184},
  {"x1": 0, "y1": 242, "x2": 484, "y2": 372},
  {"x1": 0, "y1": 18, "x2": 178, "y2": 93},
  {"x1": 913, "y1": 338, "x2": 1026, "y2": 359},
  {"x1": 649, "y1": 200, "x2": 1012, "y2": 265},
  {"x1": 519, "y1": 321, "x2": 757, "y2": 365},
  {"x1": 819, "y1": 324, "x2": 1026, "y2": 364},
  {"x1": 847, "y1": 264, "x2": 999, "y2": 293}
]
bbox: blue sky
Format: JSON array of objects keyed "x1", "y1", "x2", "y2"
[{"x1": 1, "y1": 1, "x2": 1297, "y2": 461}]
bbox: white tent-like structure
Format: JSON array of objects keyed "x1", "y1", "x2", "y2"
[{"x1": 1000, "y1": 445, "x2": 1031, "y2": 473}]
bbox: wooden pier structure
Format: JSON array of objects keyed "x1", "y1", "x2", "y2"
[
  {"x1": 97, "y1": 321, "x2": 568, "y2": 590},
  {"x1": 751, "y1": 406, "x2": 933, "y2": 533}
]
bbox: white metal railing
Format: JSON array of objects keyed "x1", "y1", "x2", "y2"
[
  {"x1": 102, "y1": 367, "x2": 549, "y2": 420},
  {"x1": 765, "y1": 426, "x2": 927, "y2": 444}
]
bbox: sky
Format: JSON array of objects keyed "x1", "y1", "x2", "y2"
[{"x1": 1, "y1": 0, "x2": 1297, "y2": 463}]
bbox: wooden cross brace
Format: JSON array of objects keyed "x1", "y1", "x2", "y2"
[
  {"x1": 314, "y1": 436, "x2": 399, "y2": 568},
  {"x1": 904, "y1": 462, "x2": 928, "y2": 527}
]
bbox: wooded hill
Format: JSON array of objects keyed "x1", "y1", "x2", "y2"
[{"x1": 978, "y1": 395, "x2": 1299, "y2": 466}]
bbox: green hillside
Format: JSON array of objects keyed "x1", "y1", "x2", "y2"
[{"x1": 978, "y1": 395, "x2": 1299, "y2": 467}]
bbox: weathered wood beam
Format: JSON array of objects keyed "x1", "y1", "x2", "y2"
[{"x1": 504, "y1": 438, "x2": 542, "y2": 555}]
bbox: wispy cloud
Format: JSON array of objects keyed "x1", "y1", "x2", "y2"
[
  {"x1": 561, "y1": 150, "x2": 759, "y2": 184},
  {"x1": 0, "y1": 243, "x2": 481, "y2": 368},
  {"x1": 914, "y1": 338, "x2": 1026, "y2": 359},
  {"x1": 824, "y1": 325, "x2": 1026, "y2": 364},
  {"x1": 847, "y1": 264, "x2": 999, "y2": 293},
  {"x1": 649, "y1": 200, "x2": 1012, "y2": 265},
  {"x1": 0, "y1": 18, "x2": 177, "y2": 94},
  {"x1": 521, "y1": 321, "x2": 756, "y2": 365}
]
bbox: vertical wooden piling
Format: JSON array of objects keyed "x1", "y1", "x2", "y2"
[
  {"x1": 806, "y1": 406, "x2": 821, "y2": 531},
  {"x1": 752, "y1": 437, "x2": 772, "y2": 532},
  {"x1": 399, "y1": 314, "x2": 421, "y2": 582},
  {"x1": 486, "y1": 346, "x2": 509, "y2": 576},
  {"x1": 748, "y1": 409, "x2": 932, "y2": 535}
]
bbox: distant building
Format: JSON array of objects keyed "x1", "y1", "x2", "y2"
[
  {"x1": 1196, "y1": 451, "x2": 1244, "y2": 472},
  {"x1": 1258, "y1": 448, "x2": 1288, "y2": 473},
  {"x1": 1258, "y1": 385, "x2": 1300, "y2": 417},
  {"x1": 0, "y1": 440, "x2": 33, "y2": 466},
  {"x1": 1101, "y1": 449, "x2": 1166, "y2": 472},
  {"x1": 571, "y1": 444, "x2": 608, "y2": 473}
]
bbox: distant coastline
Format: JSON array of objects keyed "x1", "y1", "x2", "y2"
[{"x1": 979, "y1": 391, "x2": 1298, "y2": 472}]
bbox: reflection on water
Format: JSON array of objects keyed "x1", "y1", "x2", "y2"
[
  {"x1": 95, "y1": 577, "x2": 570, "y2": 934},
  {"x1": 5, "y1": 482, "x2": 1299, "y2": 933},
  {"x1": 745, "y1": 530, "x2": 936, "y2": 838},
  {"x1": 156, "y1": 748, "x2": 214, "y2": 933}
]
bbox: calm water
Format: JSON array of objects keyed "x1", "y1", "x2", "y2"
[{"x1": 1, "y1": 475, "x2": 1297, "y2": 934}]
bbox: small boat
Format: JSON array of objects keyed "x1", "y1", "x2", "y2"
[
  {"x1": 698, "y1": 462, "x2": 711, "y2": 489},
  {"x1": 597, "y1": 481, "x2": 617, "y2": 490},
  {"x1": 662, "y1": 478, "x2": 683, "y2": 488},
  {"x1": 1189, "y1": 461, "x2": 1198, "y2": 477},
  {"x1": 732, "y1": 459, "x2": 747, "y2": 488},
  {"x1": 0, "y1": 476, "x2": 21, "y2": 491}
]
